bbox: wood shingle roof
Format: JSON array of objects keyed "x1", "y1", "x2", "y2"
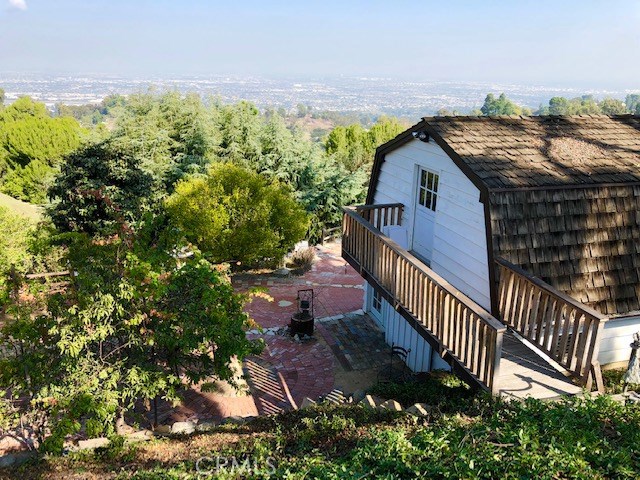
[
  {"x1": 423, "y1": 115, "x2": 640, "y2": 189},
  {"x1": 490, "y1": 186, "x2": 640, "y2": 317}
]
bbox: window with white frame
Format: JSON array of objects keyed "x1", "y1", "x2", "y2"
[
  {"x1": 372, "y1": 289, "x2": 382, "y2": 313},
  {"x1": 417, "y1": 168, "x2": 439, "y2": 212}
]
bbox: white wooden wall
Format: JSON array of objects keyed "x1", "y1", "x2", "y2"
[
  {"x1": 599, "y1": 316, "x2": 640, "y2": 366},
  {"x1": 364, "y1": 283, "x2": 450, "y2": 372},
  {"x1": 372, "y1": 138, "x2": 492, "y2": 311}
]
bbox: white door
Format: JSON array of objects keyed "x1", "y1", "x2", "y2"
[{"x1": 411, "y1": 168, "x2": 439, "y2": 265}]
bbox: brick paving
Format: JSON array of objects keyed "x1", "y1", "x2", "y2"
[{"x1": 151, "y1": 240, "x2": 391, "y2": 423}]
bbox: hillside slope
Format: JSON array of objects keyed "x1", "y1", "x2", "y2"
[
  {"x1": 4, "y1": 376, "x2": 640, "y2": 479},
  {"x1": 0, "y1": 193, "x2": 42, "y2": 221}
]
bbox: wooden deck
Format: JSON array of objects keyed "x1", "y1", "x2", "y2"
[
  {"x1": 497, "y1": 331, "x2": 582, "y2": 399},
  {"x1": 342, "y1": 203, "x2": 605, "y2": 398}
]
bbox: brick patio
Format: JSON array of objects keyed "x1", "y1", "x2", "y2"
[{"x1": 154, "y1": 240, "x2": 391, "y2": 423}]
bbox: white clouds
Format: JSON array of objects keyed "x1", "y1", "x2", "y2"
[{"x1": 8, "y1": 0, "x2": 27, "y2": 10}]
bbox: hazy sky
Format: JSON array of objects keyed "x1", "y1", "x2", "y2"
[{"x1": 1, "y1": 0, "x2": 639, "y2": 88}]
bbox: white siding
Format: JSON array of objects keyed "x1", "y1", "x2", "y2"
[
  {"x1": 364, "y1": 283, "x2": 450, "y2": 372},
  {"x1": 373, "y1": 138, "x2": 492, "y2": 310},
  {"x1": 599, "y1": 316, "x2": 640, "y2": 366}
]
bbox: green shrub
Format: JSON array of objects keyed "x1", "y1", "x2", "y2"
[
  {"x1": 369, "y1": 372, "x2": 474, "y2": 408},
  {"x1": 166, "y1": 163, "x2": 309, "y2": 268},
  {"x1": 602, "y1": 367, "x2": 640, "y2": 394}
]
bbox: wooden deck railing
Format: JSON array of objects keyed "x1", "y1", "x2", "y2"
[
  {"x1": 354, "y1": 203, "x2": 404, "y2": 231},
  {"x1": 496, "y1": 257, "x2": 607, "y2": 390},
  {"x1": 343, "y1": 206, "x2": 505, "y2": 393}
]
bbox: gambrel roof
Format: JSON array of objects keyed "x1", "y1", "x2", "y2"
[
  {"x1": 424, "y1": 115, "x2": 640, "y2": 189},
  {"x1": 367, "y1": 115, "x2": 640, "y2": 317}
]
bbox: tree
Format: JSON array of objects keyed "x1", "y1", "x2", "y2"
[
  {"x1": 109, "y1": 91, "x2": 219, "y2": 191},
  {"x1": 1, "y1": 159, "x2": 56, "y2": 204},
  {"x1": 296, "y1": 103, "x2": 308, "y2": 118},
  {"x1": 215, "y1": 100, "x2": 263, "y2": 169},
  {"x1": 166, "y1": 163, "x2": 308, "y2": 267},
  {"x1": 480, "y1": 93, "x2": 527, "y2": 116},
  {"x1": 0, "y1": 88, "x2": 5, "y2": 107},
  {"x1": 548, "y1": 96, "x2": 571, "y2": 115},
  {"x1": 0, "y1": 97, "x2": 83, "y2": 203},
  {"x1": 0, "y1": 206, "x2": 35, "y2": 304},
  {"x1": 298, "y1": 151, "x2": 368, "y2": 241},
  {"x1": 47, "y1": 142, "x2": 154, "y2": 236},
  {"x1": 325, "y1": 117, "x2": 405, "y2": 172},
  {"x1": 625, "y1": 94, "x2": 640, "y2": 114},
  {"x1": 599, "y1": 97, "x2": 627, "y2": 115},
  {"x1": 0, "y1": 229, "x2": 262, "y2": 452}
]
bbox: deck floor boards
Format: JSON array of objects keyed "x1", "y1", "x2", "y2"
[{"x1": 497, "y1": 331, "x2": 583, "y2": 399}]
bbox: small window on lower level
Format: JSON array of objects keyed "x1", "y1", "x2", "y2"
[
  {"x1": 372, "y1": 289, "x2": 382, "y2": 313},
  {"x1": 418, "y1": 168, "x2": 439, "y2": 212}
]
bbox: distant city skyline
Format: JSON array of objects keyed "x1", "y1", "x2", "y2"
[{"x1": 1, "y1": 1, "x2": 639, "y2": 90}]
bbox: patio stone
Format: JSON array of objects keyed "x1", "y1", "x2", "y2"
[
  {"x1": 378, "y1": 399, "x2": 403, "y2": 412},
  {"x1": 360, "y1": 395, "x2": 381, "y2": 409},
  {"x1": 171, "y1": 421, "x2": 196, "y2": 435},
  {"x1": 406, "y1": 403, "x2": 433, "y2": 417}
]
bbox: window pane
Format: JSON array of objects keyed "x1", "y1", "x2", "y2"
[
  {"x1": 433, "y1": 174, "x2": 439, "y2": 193},
  {"x1": 419, "y1": 188, "x2": 426, "y2": 207},
  {"x1": 425, "y1": 191, "x2": 432, "y2": 209},
  {"x1": 427, "y1": 172, "x2": 434, "y2": 190},
  {"x1": 420, "y1": 170, "x2": 427, "y2": 188},
  {"x1": 431, "y1": 193, "x2": 437, "y2": 211}
]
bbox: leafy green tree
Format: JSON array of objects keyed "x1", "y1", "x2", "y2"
[
  {"x1": 548, "y1": 96, "x2": 571, "y2": 115},
  {"x1": 109, "y1": 92, "x2": 219, "y2": 190},
  {"x1": 298, "y1": 152, "x2": 367, "y2": 241},
  {"x1": 0, "y1": 205, "x2": 34, "y2": 277},
  {"x1": 599, "y1": 97, "x2": 627, "y2": 115},
  {"x1": 0, "y1": 230, "x2": 262, "y2": 452},
  {"x1": 574, "y1": 95, "x2": 602, "y2": 114},
  {"x1": 0, "y1": 97, "x2": 83, "y2": 203},
  {"x1": 258, "y1": 113, "x2": 303, "y2": 183},
  {"x1": 2, "y1": 159, "x2": 56, "y2": 204},
  {"x1": 296, "y1": 103, "x2": 309, "y2": 118},
  {"x1": 325, "y1": 116, "x2": 405, "y2": 172},
  {"x1": 480, "y1": 93, "x2": 528, "y2": 116},
  {"x1": 48, "y1": 142, "x2": 154, "y2": 236},
  {"x1": 0, "y1": 96, "x2": 48, "y2": 121},
  {"x1": 166, "y1": 163, "x2": 308, "y2": 267},
  {"x1": 625, "y1": 94, "x2": 640, "y2": 114},
  {"x1": 215, "y1": 100, "x2": 263, "y2": 168},
  {"x1": 542, "y1": 95, "x2": 631, "y2": 116}
]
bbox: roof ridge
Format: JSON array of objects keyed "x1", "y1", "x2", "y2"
[{"x1": 423, "y1": 114, "x2": 640, "y2": 121}]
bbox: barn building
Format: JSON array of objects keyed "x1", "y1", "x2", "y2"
[{"x1": 342, "y1": 115, "x2": 640, "y2": 398}]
